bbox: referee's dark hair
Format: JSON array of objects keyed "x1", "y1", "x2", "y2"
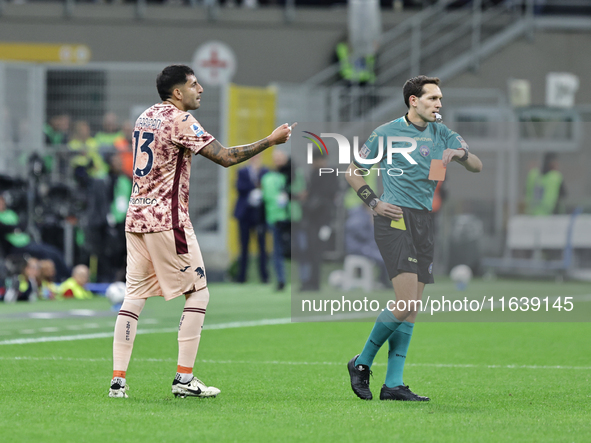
[
  {"x1": 157, "y1": 64, "x2": 195, "y2": 101},
  {"x1": 403, "y1": 75, "x2": 440, "y2": 108}
]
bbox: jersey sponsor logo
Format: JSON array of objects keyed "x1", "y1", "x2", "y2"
[
  {"x1": 129, "y1": 197, "x2": 158, "y2": 206},
  {"x1": 359, "y1": 144, "x2": 371, "y2": 159},
  {"x1": 456, "y1": 136, "x2": 469, "y2": 150},
  {"x1": 407, "y1": 257, "x2": 418, "y2": 263},
  {"x1": 419, "y1": 145, "x2": 430, "y2": 157},
  {"x1": 132, "y1": 183, "x2": 140, "y2": 195},
  {"x1": 191, "y1": 123, "x2": 205, "y2": 137},
  {"x1": 195, "y1": 267, "x2": 206, "y2": 279},
  {"x1": 414, "y1": 137, "x2": 432, "y2": 142}
]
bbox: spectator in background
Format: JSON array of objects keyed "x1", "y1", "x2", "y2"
[
  {"x1": 58, "y1": 264, "x2": 93, "y2": 300},
  {"x1": 95, "y1": 112, "x2": 128, "y2": 181},
  {"x1": 290, "y1": 162, "x2": 309, "y2": 290},
  {"x1": 106, "y1": 153, "x2": 133, "y2": 282},
  {"x1": 43, "y1": 113, "x2": 71, "y2": 172},
  {"x1": 95, "y1": 112, "x2": 126, "y2": 151},
  {"x1": 261, "y1": 149, "x2": 290, "y2": 291},
  {"x1": 345, "y1": 204, "x2": 391, "y2": 288},
  {"x1": 299, "y1": 150, "x2": 339, "y2": 292},
  {"x1": 44, "y1": 113, "x2": 70, "y2": 146},
  {"x1": 0, "y1": 194, "x2": 70, "y2": 281},
  {"x1": 336, "y1": 41, "x2": 376, "y2": 86},
  {"x1": 233, "y1": 153, "x2": 269, "y2": 284},
  {"x1": 113, "y1": 119, "x2": 134, "y2": 177},
  {"x1": 38, "y1": 259, "x2": 59, "y2": 300},
  {"x1": 79, "y1": 152, "x2": 132, "y2": 283},
  {"x1": 84, "y1": 169, "x2": 113, "y2": 283},
  {"x1": 4, "y1": 256, "x2": 39, "y2": 302},
  {"x1": 525, "y1": 152, "x2": 566, "y2": 215},
  {"x1": 68, "y1": 120, "x2": 109, "y2": 181}
]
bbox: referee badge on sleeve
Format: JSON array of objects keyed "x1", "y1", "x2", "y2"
[
  {"x1": 359, "y1": 144, "x2": 371, "y2": 159},
  {"x1": 456, "y1": 136, "x2": 469, "y2": 151}
]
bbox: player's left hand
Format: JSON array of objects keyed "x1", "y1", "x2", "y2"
[{"x1": 442, "y1": 148, "x2": 465, "y2": 167}]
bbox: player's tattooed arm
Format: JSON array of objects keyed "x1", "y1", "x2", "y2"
[
  {"x1": 199, "y1": 138, "x2": 271, "y2": 167},
  {"x1": 199, "y1": 122, "x2": 296, "y2": 168}
]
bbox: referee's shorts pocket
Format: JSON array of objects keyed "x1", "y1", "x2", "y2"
[
  {"x1": 390, "y1": 217, "x2": 407, "y2": 231},
  {"x1": 374, "y1": 216, "x2": 417, "y2": 280}
]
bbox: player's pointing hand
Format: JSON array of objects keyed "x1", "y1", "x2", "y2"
[{"x1": 269, "y1": 122, "x2": 297, "y2": 145}]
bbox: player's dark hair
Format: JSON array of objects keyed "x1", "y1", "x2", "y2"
[
  {"x1": 156, "y1": 65, "x2": 195, "y2": 101},
  {"x1": 403, "y1": 75, "x2": 440, "y2": 108}
]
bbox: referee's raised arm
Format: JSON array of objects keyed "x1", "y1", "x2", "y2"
[{"x1": 441, "y1": 148, "x2": 483, "y2": 173}]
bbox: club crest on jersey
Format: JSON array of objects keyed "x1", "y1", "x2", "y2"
[
  {"x1": 191, "y1": 123, "x2": 204, "y2": 137},
  {"x1": 195, "y1": 267, "x2": 205, "y2": 279},
  {"x1": 419, "y1": 145, "x2": 430, "y2": 157}
]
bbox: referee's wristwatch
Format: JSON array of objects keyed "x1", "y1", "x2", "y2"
[
  {"x1": 458, "y1": 148, "x2": 469, "y2": 162},
  {"x1": 368, "y1": 198, "x2": 380, "y2": 210}
]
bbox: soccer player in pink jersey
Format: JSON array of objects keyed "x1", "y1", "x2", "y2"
[{"x1": 109, "y1": 64, "x2": 295, "y2": 399}]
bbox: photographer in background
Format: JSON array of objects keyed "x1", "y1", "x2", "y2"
[{"x1": 0, "y1": 193, "x2": 70, "y2": 282}]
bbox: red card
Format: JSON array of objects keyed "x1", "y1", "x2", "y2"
[{"x1": 428, "y1": 159, "x2": 447, "y2": 181}]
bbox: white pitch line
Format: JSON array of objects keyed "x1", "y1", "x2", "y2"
[
  {"x1": 0, "y1": 356, "x2": 589, "y2": 371},
  {"x1": 0, "y1": 317, "x2": 292, "y2": 346}
]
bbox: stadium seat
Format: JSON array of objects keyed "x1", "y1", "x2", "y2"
[
  {"x1": 342, "y1": 255, "x2": 375, "y2": 293},
  {"x1": 482, "y1": 209, "x2": 591, "y2": 281}
]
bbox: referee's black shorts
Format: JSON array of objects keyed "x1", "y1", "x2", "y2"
[{"x1": 373, "y1": 207, "x2": 435, "y2": 284}]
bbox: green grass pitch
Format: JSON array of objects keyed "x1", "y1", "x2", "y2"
[{"x1": 1, "y1": 279, "x2": 590, "y2": 442}]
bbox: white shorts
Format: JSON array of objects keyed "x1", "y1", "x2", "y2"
[{"x1": 125, "y1": 227, "x2": 207, "y2": 301}]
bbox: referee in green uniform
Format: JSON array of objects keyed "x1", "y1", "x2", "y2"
[{"x1": 346, "y1": 76, "x2": 483, "y2": 401}]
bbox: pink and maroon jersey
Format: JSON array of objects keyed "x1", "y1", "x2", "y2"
[{"x1": 125, "y1": 103, "x2": 215, "y2": 234}]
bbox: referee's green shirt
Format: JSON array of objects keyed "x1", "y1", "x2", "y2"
[{"x1": 353, "y1": 115, "x2": 467, "y2": 211}]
